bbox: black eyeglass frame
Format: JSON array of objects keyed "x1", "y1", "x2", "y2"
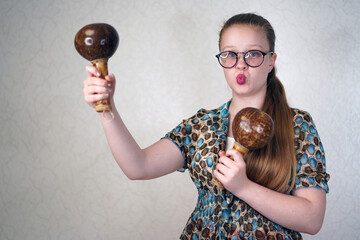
[{"x1": 215, "y1": 50, "x2": 274, "y2": 68}]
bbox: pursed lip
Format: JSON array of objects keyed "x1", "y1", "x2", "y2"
[{"x1": 236, "y1": 73, "x2": 247, "y2": 85}]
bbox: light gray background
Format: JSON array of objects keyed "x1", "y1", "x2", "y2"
[{"x1": 1, "y1": 0, "x2": 359, "y2": 239}]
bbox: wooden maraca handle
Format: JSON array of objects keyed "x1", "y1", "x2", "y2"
[
  {"x1": 232, "y1": 141, "x2": 248, "y2": 156},
  {"x1": 92, "y1": 60, "x2": 111, "y2": 113}
]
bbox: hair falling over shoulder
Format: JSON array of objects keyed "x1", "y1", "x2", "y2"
[
  {"x1": 220, "y1": 13, "x2": 296, "y2": 193},
  {"x1": 247, "y1": 69, "x2": 296, "y2": 194}
]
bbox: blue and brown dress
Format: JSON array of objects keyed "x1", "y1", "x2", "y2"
[{"x1": 163, "y1": 100, "x2": 330, "y2": 240}]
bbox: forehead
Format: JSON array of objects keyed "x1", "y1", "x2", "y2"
[{"x1": 220, "y1": 24, "x2": 269, "y2": 51}]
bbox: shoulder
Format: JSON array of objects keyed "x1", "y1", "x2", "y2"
[
  {"x1": 291, "y1": 108, "x2": 319, "y2": 135},
  {"x1": 291, "y1": 108, "x2": 312, "y2": 123},
  {"x1": 185, "y1": 101, "x2": 230, "y2": 123},
  {"x1": 291, "y1": 108, "x2": 320, "y2": 133}
]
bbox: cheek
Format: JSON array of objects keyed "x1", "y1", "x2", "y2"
[
  {"x1": 248, "y1": 68, "x2": 269, "y2": 87},
  {"x1": 264, "y1": 58, "x2": 275, "y2": 73},
  {"x1": 255, "y1": 64, "x2": 272, "y2": 79},
  {"x1": 223, "y1": 69, "x2": 233, "y2": 82},
  {"x1": 225, "y1": 71, "x2": 240, "y2": 88}
]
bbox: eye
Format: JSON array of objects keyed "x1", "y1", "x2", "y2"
[
  {"x1": 247, "y1": 51, "x2": 262, "y2": 58},
  {"x1": 220, "y1": 51, "x2": 236, "y2": 59},
  {"x1": 219, "y1": 51, "x2": 230, "y2": 58},
  {"x1": 228, "y1": 51, "x2": 237, "y2": 58},
  {"x1": 85, "y1": 37, "x2": 94, "y2": 46}
]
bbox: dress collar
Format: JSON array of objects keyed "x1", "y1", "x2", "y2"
[{"x1": 207, "y1": 100, "x2": 231, "y2": 148}]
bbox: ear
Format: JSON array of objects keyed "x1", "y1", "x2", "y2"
[{"x1": 268, "y1": 53, "x2": 277, "y2": 73}]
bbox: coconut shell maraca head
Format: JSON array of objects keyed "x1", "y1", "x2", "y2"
[
  {"x1": 232, "y1": 107, "x2": 274, "y2": 152},
  {"x1": 74, "y1": 23, "x2": 119, "y2": 62}
]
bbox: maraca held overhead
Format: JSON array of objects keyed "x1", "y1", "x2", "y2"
[
  {"x1": 74, "y1": 23, "x2": 119, "y2": 62},
  {"x1": 74, "y1": 23, "x2": 119, "y2": 114}
]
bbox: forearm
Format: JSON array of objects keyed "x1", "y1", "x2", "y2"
[
  {"x1": 83, "y1": 69, "x2": 170, "y2": 179},
  {"x1": 235, "y1": 181, "x2": 326, "y2": 234},
  {"x1": 99, "y1": 105, "x2": 184, "y2": 180},
  {"x1": 99, "y1": 106, "x2": 146, "y2": 180}
]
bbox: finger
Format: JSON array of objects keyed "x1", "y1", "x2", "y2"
[
  {"x1": 85, "y1": 77, "x2": 111, "y2": 88},
  {"x1": 84, "y1": 92, "x2": 110, "y2": 103},
  {"x1": 215, "y1": 161, "x2": 231, "y2": 176},
  {"x1": 86, "y1": 65, "x2": 101, "y2": 77},
  {"x1": 225, "y1": 149, "x2": 245, "y2": 164},
  {"x1": 105, "y1": 73, "x2": 116, "y2": 83},
  {"x1": 213, "y1": 169, "x2": 226, "y2": 182},
  {"x1": 219, "y1": 151, "x2": 226, "y2": 157},
  {"x1": 219, "y1": 159, "x2": 236, "y2": 171},
  {"x1": 218, "y1": 153, "x2": 237, "y2": 168},
  {"x1": 86, "y1": 85, "x2": 111, "y2": 95},
  {"x1": 104, "y1": 74, "x2": 116, "y2": 88}
]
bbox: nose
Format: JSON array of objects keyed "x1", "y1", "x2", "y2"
[{"x1": 236, "y1": 54, "x2": 249, "y2": 70}]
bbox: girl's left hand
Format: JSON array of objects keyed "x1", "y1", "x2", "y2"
[{"x1": 214, "y1": 149, "x2": 250, "y2": 196}]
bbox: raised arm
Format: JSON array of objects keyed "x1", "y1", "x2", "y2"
[{"x1": 83, "y1": 66, "x2": 184, "y2": 180}]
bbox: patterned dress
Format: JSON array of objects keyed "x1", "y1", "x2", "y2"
[{"x1": 163, "y1": 100, "x2": 330, "y2": 240}]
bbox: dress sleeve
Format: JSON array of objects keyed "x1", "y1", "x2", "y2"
[
  {"x1": 161, "y1": 115, "x2": 197, "y2": 172},
  {"x1": 293, "y1": 110, "x2": 330, "y2": 193}
]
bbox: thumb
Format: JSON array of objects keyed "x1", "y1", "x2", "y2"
[{"x1": 106, "y1": 73, "x2": 116, "y2": 84}]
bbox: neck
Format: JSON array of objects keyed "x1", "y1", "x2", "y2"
[
  {"x1": 229, "y1": 94, "x2": 265, "y2": 115},
  {"x1": 227, "y1": 91, "x2": 266, "y2": 138}
]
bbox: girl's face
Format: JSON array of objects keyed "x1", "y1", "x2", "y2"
[{"x1": 219, "y1": 24, "x2": 276, "y2": 101}]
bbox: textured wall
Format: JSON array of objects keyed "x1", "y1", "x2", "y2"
[{"x1": 1, "y1": 0, "x2": 359, "y2": 239}]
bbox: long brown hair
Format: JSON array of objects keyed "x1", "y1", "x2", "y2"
[{"x1": 219, "y1": 13, "x2": 296, "y2": 193}]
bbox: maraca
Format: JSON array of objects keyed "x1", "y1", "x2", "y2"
[
  {"x1": 74, "y1": 23, "x2": 119, "y2": 113},
  {"x1": 213, "y1": 107, "x2": 274, "y2": 189},
  {"x1": 232, "y1": 107, "x2": 274, "y2": 155}
]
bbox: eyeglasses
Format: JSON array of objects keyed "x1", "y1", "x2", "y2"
[{"x1": 215, "y1": 50, "x2": 274, "y2": 68}]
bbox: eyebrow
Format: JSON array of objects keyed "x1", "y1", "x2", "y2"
[{"x1": 221, "y1": 45, "x2": 265, "y2": 51}]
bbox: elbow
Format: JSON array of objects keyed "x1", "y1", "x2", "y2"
[
  {"x1": 305, "y1": 228, "x2": 321, "y2": 236},
  {"x1": 116, "y1": 162, "x2": 148, "y2": 180},
  {"x1": 303, "y1": 219, "x2": 324, "y2": 235},
  {"x1": 292, "y1": 188, "x2": 327, "y2": 235},
  {"x1": 304, "y1": 205, "x2": 326, "y2": 234},
  {"x1": 124, "y1": 172, "x2": 146, "y2": 181},
  {"x1": 126, "y1": 174, "x2": 139, "y2": 181},
  {"x1": 123, "y1": 169, "x2": 149, "y2": 181}
]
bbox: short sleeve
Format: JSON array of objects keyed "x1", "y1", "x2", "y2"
[
  {"x1": 162, "y1": 115, "x2": 196, "y2": 172},
  {"x1": 293, "y1": 110, "x2": 330, "y2": 193}
]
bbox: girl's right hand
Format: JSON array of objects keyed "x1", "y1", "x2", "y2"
[{"x1": 83, "y1": 65, "x2": 116, "y2": 109}]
